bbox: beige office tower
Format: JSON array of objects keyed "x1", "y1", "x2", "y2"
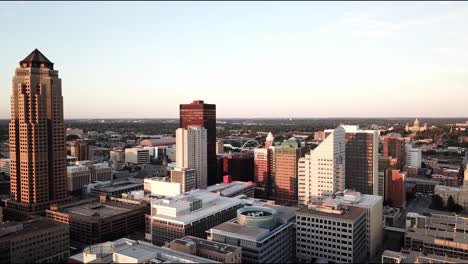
[
  {"x1": 298, "y1": 126, "x2": 345, "y2": 204},
  {"x1": 6, "y1": 49, "x2": 68, "y2": 216},
  {"x1": 176, "y1": 126, "x2": 207, "y2": 189}
]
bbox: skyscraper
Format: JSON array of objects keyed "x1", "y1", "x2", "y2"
[
  {"x1": 253, "y1": 132, "x2": 275, "y2": 199},
  {"x1": 6, "y1": 49, "x2": 68, "y2": 216},
  {"x1": 176, "y1": 126, "x2": 208, "y2": 189},
  {"x1": 180, "y1": 100, "x2": 217, "y2": 185},
  {"x1": 272, "y1": 138, "x2": 305, "y2": 205},
  {"x1": 341, "y1": 125, "x2": 379, "y2": 195},
  {"x1": 298, "y1": 126, "x2": 345, "y2": 204},
  {"x1": 383, "y1": 133, "x2": 406, "y2": 169},
  {"x1": 70, "y1": 140, "x2": 90, "y2": 161}
]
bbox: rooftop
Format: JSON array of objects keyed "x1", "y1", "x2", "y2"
[
  {"x1": 206, "y1": 181, "x2": 253, "y2": 197},
  {"x1": 20, "y1": 49, "x2": 54, "y2": 69},
  {"x1": 297, "y1": 203, "x2": 367, "y2": 221},
  {"x1": 0, "y1": 218, "x2": 65, "y2": 240},
  {"x1": 171, "y1": 236, "x2": 241, "y2": 255},
  {"x1": 60, "y1": 199, "x2": 145, "y2": 219}
]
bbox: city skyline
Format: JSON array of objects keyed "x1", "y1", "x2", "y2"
[{"x1": 2, "y1": 2, "x2": 468, "y2": 119}]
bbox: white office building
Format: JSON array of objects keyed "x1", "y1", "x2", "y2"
[
  {"x1": 125, "y1": 148, "x2": 150, "y2": 165},
  {"x1": 298, "y1": 126, "x2": 345, "y2": 203},
  {"x1": 176, "y1": 126, "x2": 207, "y2": 189},
  {"x1": 144, "y1": 177, "x2": 182, "y2": 197},
  {"x1": 405, "y1": 144, "x2": 422, "y2": 169}
]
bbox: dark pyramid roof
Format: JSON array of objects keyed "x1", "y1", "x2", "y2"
[{"x1": 19, "y1": 49, "x2": 54, "y2": 70}]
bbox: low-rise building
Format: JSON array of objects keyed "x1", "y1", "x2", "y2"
[
  {"x1": 295, "y1": 200, "x2": 367, "y2": 263},
  {"x1": 406, "y1": 177, "x2": 440, "y2": 194},
  {"x1": 0, "y1": 218, "x2": 69, "y2": 263},
  {"x1": 382, "y1": 249, "x2": 466, "y2": 263},
  {"x1": 166, "y1": 236, "x2": 242, "y2": 264},
  {"x1": 125, "y1": 148, "x2": 150, "y2": 165},
  {"x1": 170, "y1": 167, "x2": 197, "y2": 193},
  {"x1": 46, "y1": 195, "x2": 148, "y2": 245},
  {"x1": 0, "y1": 159, "x2": 10, "y2": 177},
  {"x1": 207, "y1": 176, "x2": 254, "y2": 198},
  {"x1": 150, "y1": 190, "x2": 244, "y2": 246},
  {"x1": 208, "y1": 204, "x2": 297, "y2": 264},
  {"x1": 83, "y1": 180, "x2": 143, "y2": 198},
  {"x1": 144, "y1": 177, "x2": 182, "y2": 197},
  {"x1": 68, "y1": 238, "x2": 219, "y2": 263}
]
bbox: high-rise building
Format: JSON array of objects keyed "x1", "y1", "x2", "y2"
[
  {"x1": 383, "y1": 133, "x2": 406, "y2": 169},
  {"x1": 386, "y1": 170, "x2": 406, "y2": 208},
  {"x1": 6, "y1": 49, "x2": 68, "y2": 217},
  {"x1": 216, "y1": 140, "x2": 224, "y2": 155},
  {"x1": 295, "y1": 200, "x2": 368, "y2": 263},
  {"x1": 341, "y1": 125, "x2": 379, "y2": 195},
  {"x1": 176, "y1": 126, "x2": 208, "y2": 189},
  {"x1": 253, "y1": 132, "x2": 275, "y2": 199},
  {"x1": 298, "y1": 126, "x2": 345, "y2": 204},
  {"x1": 405, "y1": 143, "x2": 422, "y2": 169},
  {"x1": 272, "y1": 138, "x2": 305, "y2": 205},
  {"x1": 70, "y1": 140, "x2": 90, "y2": 161},
  {"x1": 180, "y1": 100, "x2": 217, "y2": 185}
]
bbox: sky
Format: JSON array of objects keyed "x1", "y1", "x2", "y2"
[{"x1": 1, "y1": 1, "x2": 468, "y2": 119}]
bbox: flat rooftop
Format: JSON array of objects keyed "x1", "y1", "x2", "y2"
[
  {"x1": 0, "y1": 218, "x2": 65, "y2": 239},
  {"x1": 207, "y1": 181, "x2": 252, "y2": 196},
  {"x1": 297, "y1": 204, "x2": 367, "y2": 221},
  {"x1": 173, "y1": 236, "x2": 240, "y2": 255},
  {"x1": 62, "y1": 200, "x2": 143, "y2": 219}
]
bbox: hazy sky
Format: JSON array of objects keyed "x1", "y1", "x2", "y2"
[{"x1": 1, "y1": 1, "x2": 468, "y2": 118}]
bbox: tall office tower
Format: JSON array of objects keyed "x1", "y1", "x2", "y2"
[
  {"x1": 386, "y1": 170, "x2": 406, "y2": 209},
  {"x1": 6, "y1": 49, "x2": 68, "y2": 216},
  {"x1": 70, "y1": 140, "x2": 90, "y2": 161},
  {"x1": 272, "y1": 138, "x2": 305, "y2": 205},
  {"x1": 341, "y1": 125, "x2": 379, "y2": 195},
  {"x1": 176, "y1": 126, "x2": 208, "y2": 189},
  {"x1": 298, "y1": 126, "x2": 345, "y2": 204},
  {"x1": 383, "y1": 133, "x2": 406, "y2": 169},
  {"x1": 253, "y1": 132, "x2": 275, "y2": 199},
  {"x1": 180, "y1": 100, "x2": 217, "y2": 185},
  {"x1": 405, "y1": 143, "x2": 422, "y2": 169}
]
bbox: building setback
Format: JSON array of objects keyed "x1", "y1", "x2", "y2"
[
  {"x1": 295, "y1": 200, "x2": 367, "y2": 263},
  {"x1": 46, "y1": 195, "x2": 148, "y2": 245},
  {"x1": 6, "y1": 49, "x2": 69, "y2": 217},
  {"x1": 180, "y1": 100, "x2": 217, "y2": 185},
  {"x1": 0, "y1": 218, "x2": 70, "y2": 263}
]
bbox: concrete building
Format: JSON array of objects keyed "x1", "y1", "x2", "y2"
[
  {"x1": 298, "y1": 126, "x2": 345, "y2": 204},
  {"x1": 71, "y1": 140, "x2": 90, "y2": 161},
  {"x1": 46, "y1": 196, "x2": 148, "y2": 245},
  {"x1": 180, "y1": 100, "x2": 217, "y2": 186},
  {"x1": 167, "y1": 236, "x2": 242, "y2": 264},
  {"x1": 68, "y1": 238, "x2": 219, "y2": 263},
  {"x1": 335, "y1": 190, "x2": 384, "y2": 260},
  {"x1": 144, "y1": 177, "x2": 181, "y2": 197},
  {"x1": 150, "y1": 190, "x2": 244, "y2": 246},
  {"x1": 67, "y1": 165, "x2": 91, "y2": 193},
  {"x1": 406, "y1": 177, "x2": 440, "y2": 194},
  {"x1": 207, "y1": 176, "x2": 254, "y2": 198},
  {"x1": 109, "y1": 148, "x2": 125, "y2": 170},
  {"x1": 0, "y1": 218, "x2": 69, "y2": 263},
  {"x1": 341, "y1": 125, "x2": 379, "y2": 195},
  {"x1": 208, "y1": 204, "x2": 298, "y2": 264},
  {"x1": 295, "y1": 200, "x2": 367, "y2": 263},
  {"x1": 406, "y1": 144, "x2": 422, "y2": 169},
  {"x1": 170, "y1": 167, "x2": 197, "y2": 193},
  {"x1": 435, "y1": 167, "x2": 468, "y2": 209},
  {"x1": 217, "y1": 152, "x2": 254, "y2": 182},
  {"x1": 176, "y1": 126, "x2": 208, "y2": 189},
  {"x1": 272, "y1": 138, "x2": 305, "y2": 205},
  {"x1": 382, "y1": 249, "x2": 466, "y2": 263},
  {"x1": 6, "y1": 49, "x2": 69, "y2": 217},
  {"x1": 404, "y1": 211, "x2": 468, "y2": 260},
  {"x1": 383, "y1": 133, "x2": 406, "y2": 170},
  {"x1": 140, "y1": 137, "x2": 176, "y2": 147},
  {"x1": 0, "y1": 159, "x2": 10, "y2": 177},
  {"x1": 125, "y1": 148, "x2": 150, "y2": 165},
  {"x1": 83, "y1": 180, "x2": 143, "y2": 198},
  {"x1": 386, "y1": 170, "x2": 406, "y2": 208}
]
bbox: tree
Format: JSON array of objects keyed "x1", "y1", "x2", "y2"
[{"x1": 430, "y1": 194, "x2": 445, "y2": 210}]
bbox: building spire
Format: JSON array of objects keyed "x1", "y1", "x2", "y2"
[{"x1": 19, "y1": 49, "x2": 54, "y2": 69}]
